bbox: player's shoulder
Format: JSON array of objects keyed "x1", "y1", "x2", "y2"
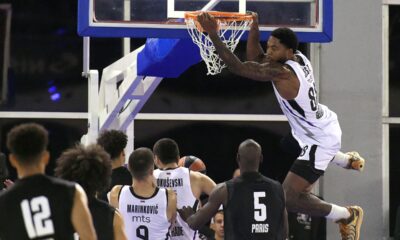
[
  {"x1": 110, "y1": 184, "x2": 124, "y2": 194},
  {"x1": 188, "y1": 168, "x2": 204, "y2": 182},
  {"x1": 20, "y1": 175, "x2": 76, "y2": 190},
  {"x1": 46, "y1": 175, "x2": 76, "y2": 188},
  {"x1": 113, "y1": 166, "x2": 131, "y2": 176},
  {"x1": 90, "y1": 197, "x2": 116, "y2": 213},
  {"x1": 189, "y1": 169, "x2": 202, "y2": 177},
  {"x1": 189, "y1": 169, "x2": 213, "y2": 185},
  {"x1": 258, "y1": 174, "x2": 283, "y2": 188}
]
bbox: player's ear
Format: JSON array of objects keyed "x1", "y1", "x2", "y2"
[
  {"x1": 286, "y1": 49, "x2": 291, "y2": 59},
  {"x1": 259, "y1": 154, "x2": 263, "y2": 164},
  {"x1": 236, "y1": 153, "x2": 240, "y2": 165},
  {"x1": 42, "y1": 150, "x2": 50, "y2": 165},
  {"x1": 8, "y1": 154, "x2": 18, "y2": 168}
]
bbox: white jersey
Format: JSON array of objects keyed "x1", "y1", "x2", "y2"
[
  {"x1": 118, "y1": 186, "x2": 170, "y2": 240},
  {"x1": 272, "y1": 51, "x2": 342, "y2": 170},
  {"x1": 272, "y1": 50, "x2": 339, "y2": 147},
  {"x1": 154, "y1": 167, "x2": 198, "y2": 240}
]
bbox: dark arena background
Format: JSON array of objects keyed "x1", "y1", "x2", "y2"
[{"x1": 0, "y1": 0, "x2": 399, "y2": 239}]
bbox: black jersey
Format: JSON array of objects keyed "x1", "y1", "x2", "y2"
[
  {"x1": 224, "y1": 172, "x2": 286, "y2": 240},
  {"x1": 88, "y1": 197, "x2": 115, "y2": 240},
  {"x1": 99, "y1": 166, "x2": 132, "y2": 202},
  {"x1": 0, "y1": 174, "x2": 76, "y2": 240}
]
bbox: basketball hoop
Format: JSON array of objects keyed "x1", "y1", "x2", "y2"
[{"x1": 184, "y1": 11, "x2": 253, "y2": 75}]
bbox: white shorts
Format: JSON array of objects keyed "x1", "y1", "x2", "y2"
[{"x1": 295, "y1": 120, "x2": 342, "y2": 171}]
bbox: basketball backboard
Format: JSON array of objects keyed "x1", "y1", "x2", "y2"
[{"x1": 78, "y1": 0, "x2": 332, "y2": 42}]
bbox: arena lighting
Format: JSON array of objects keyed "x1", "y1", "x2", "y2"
[
  {"x1": 50, "y1": 93, "x2": 61, "y2": 101},
  {"x1": 47, "y1": 80, "x2": 61, "y2": 102}
]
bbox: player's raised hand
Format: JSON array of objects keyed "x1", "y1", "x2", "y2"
[
  {"x1": 247, "y1": 11, "x2": 259, "y2": 27},
  {"x1": 197, "y1": 12, "x2": 218, "y2": 34}
]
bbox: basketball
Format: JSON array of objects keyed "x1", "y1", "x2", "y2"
[{"x1": 178, "y1": 155, "x2": 206, "y2": 174}]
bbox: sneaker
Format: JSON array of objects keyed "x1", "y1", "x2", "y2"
[
  {"x1": 345, "y1": 152, "x2": 365, "y2": 172},
  {"x1": 336, "y1": 206, "x2": 364, "y2": 240}
]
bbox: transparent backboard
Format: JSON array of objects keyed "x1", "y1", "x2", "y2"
[{"x1": 78, "y1": 0, "x2": 332, "y2": 42}]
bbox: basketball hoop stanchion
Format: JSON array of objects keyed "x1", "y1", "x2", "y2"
[{"x1": 185, "y1": 11, "x2": 253, "y2": 75}]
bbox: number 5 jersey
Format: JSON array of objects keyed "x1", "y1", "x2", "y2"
[{"x1": 224, "y1": 172, "x2": 286, "y2": 240}]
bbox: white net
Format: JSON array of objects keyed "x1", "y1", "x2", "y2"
[{"x1": 185, "y1": 16, "x2": 253, "y2": 75}]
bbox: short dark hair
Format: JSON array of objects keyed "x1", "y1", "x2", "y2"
[
  {"x1": 6, "y1": 123, "x2": 48, "y2": 164},
  {"x1": 237, "y1": 139, "x2": 262, "y2": 170},
  {"x1": 97, "y1": 130, "x2": 128, "y2": 160},
  {"x1": 153, "y1": 138, "x2": 180, "y2": 164},
  {"x1": 55, "y1": 144, "x2": 112, "y2": 197},
  {"x1": 271, "y1": 27, "x2": 298, "y2": 52},
  {"x1": 213, "y1": 210, "x2": 224, "y2": 221},
  {"x1": 128, "y1": 147, "x2": 154, "y2": 181}
]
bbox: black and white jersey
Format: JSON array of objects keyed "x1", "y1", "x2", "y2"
[
  {"x1": 99, "y1": 166, "x2": 132, "y2": 202},
  {"x1": 224, "y1": 172, "x2": 286, "y2": 240},
  {"x1": 89, "y1": 197, "x2": 115, "y2": 240},
  {"x1": 0, "y1": 174, "x2": 76, "y2": 240},
  {"x1": 118, "y1": 186, "x2": 170, "y2": 240},
  {"x1": 272, "y1": 50, "x2": 338, "y2": 146},
  {"x1": 154, "y1": 167, "x2": 198, "y2": 240}
]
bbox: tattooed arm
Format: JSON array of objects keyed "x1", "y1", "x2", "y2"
[
  {"x1": 198, "y1": 13, "x2": 292, "y2": 82},
  {"x1": 246, "y1": 12, "x2": 265, "y2": 62}
]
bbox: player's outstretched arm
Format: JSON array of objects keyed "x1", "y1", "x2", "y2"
[
  {"x1": 113, "y1": 209, "x2": 128, "y2": 240},
  {"x1": 189, "y1": 171, "x2": 216, "y2": 198},
  {"x1": 178, "y1": 183, "x2": 227, "y2": 230},
  {"x1": 199, "y1": 172, "x2": 217, "y2": 196},
  {"x1": 246, "y1": 12, "x2": 265, "y2": 62},
  {"x1": 71, "y1": 184, "x2": 97, "y2": 240},
  {"x1": 198, "y1": 13, "x2": 293, "y2": 82}
]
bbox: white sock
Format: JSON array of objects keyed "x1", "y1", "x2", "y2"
[
  {"x1": 326, "y1": 204, "x2": 351, "y2": 221},
  {"x1": 332, "y1": 151, "x2": 350, "y2": 168}
]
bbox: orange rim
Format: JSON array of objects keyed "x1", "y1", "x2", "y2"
[{"x1": 184, "y1": 11, "x2": 253, "y2": 22}]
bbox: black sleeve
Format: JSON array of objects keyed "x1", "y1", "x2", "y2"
[
  {"x1": 66, "y1": 183, "x2": 76, "y2": 223},
  {"x1": 395, "y1": 205, "x2": 400, "y2": 240},
  {"x1": 198, "y1": 225, "x2": 215, "y2": 238},
  {"x1": 276, "y1": 183, "x2": 287, "y2": 240},
  {"x1": 0, "y1": 153, "x2": 7, "y2": 190}
]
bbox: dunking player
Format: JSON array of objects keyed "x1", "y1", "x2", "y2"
[
  {"x1": 197, "y1": 12, "x2": 365, "y2": 239},
  {"x1": 179, "y1": 139, "x2": 288, "y2": 240},
  {"x1": 0, "y1": 123, "x2": 97, "y2": 240},
  {"x1": 153, "y1": 138, "x2": 216, "y2": 239},
  {"x1": 110, "y1": 147, "x2": 176, "y2": 240}
]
